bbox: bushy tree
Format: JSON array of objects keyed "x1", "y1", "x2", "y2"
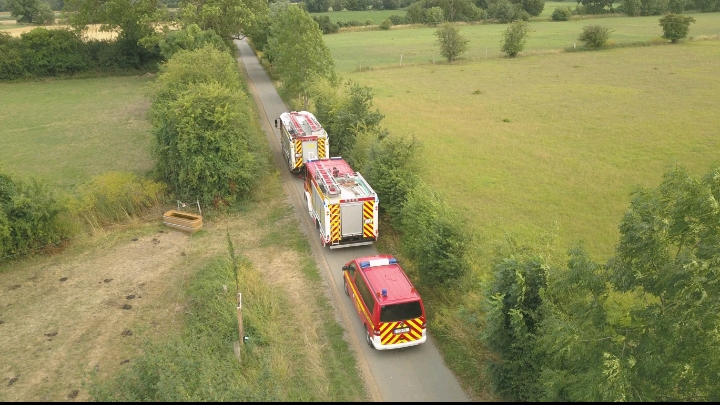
[
  {"x1": 157, "y1": 23, "x2": 228, "y2": 60},
  {"x1": 520, "y1": 0, "x2": 544, "y2": 16},
  {"x1": 306, "y1": 0, "x2": 331, "y2": 12},
  {"x1": 266, "y1": 5, "x2": 336, "y2": 109},
  {"x1": 364, "y1": 135, "x2": 422, "y2": 226},
  {"x1": 576, "y1": 0, "x2": 615, "y2": 13},
  {"x1": 500, "y1": 19, "x2": 529, "y2": 57},
  {"x1": 382, "y1": 0, "x2": 400, "y2": 9},
  {"x1": 317, "y1": 81, "x2": 386, "y2": 159},
  {"x1": 0, "y1": 172, "x2": 67, "y2": 260},
  {"x1": 659, "y1": 12, "x2": 695, "y2": 43},
  {"x1": 149, "y1": 46, "x2": 263, "y2": 205},
  {"x1": 578, "y1": 24, "x2": 612, "y2": 48},
  {"x1": 179, "y1": 0, "x2": 268, "y2": 43},
  {"x1": 434, "y1": 22, "x2": 469, "y2": 62},
  {"x1": 622, "y1": 0, "x2": 640, "y2": 15},
  {"x1": 19, "y1": 27, "x2": 87, "y2": 76},
  {"x1": 379, "y1": 18, "x2": 392, "y2": 29},
  {"x1": 668, "y1": 0, "x2": 689, "y2": 12},
  {"x1": 313, "y1": 15, "x2": 340, "y2": 34},
  {"x1": 638, "y1": 0, "x2": 669, "y2": 14},
  {"x1": 400, "y1": 182, "x2": 470, "y2": 285},
  {"x1": 483, "y1": 254, "x2": 547, "y2": 400},
  {"x1": 425, "y1": 5, "x2": 444, "y2": 24},
  {"x1": 607, "y1": 165, "x2": 720, "y2": 401},
  {"x1": 8, "y1": 0, "x2": 54, "y2": 24},
  {"x1": 694, "y1": 0, "x2": 720, "y2": 11},
  {"x1": 406, "y1": 1, "x2": 426, "y2": 23},
  {"x1": 551, "y1": 6, "x2": 572, "y2": 20},
  {"x1": 488, "y1": 0, "x2": 523, "y2": 22},
  {"x1": 64, "y1": 0, "x2": 164, "y2": 69}
]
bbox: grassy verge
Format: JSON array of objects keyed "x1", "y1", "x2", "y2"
[{"x1": 87, "y1": 175, "x2": 368, "y2": 401}]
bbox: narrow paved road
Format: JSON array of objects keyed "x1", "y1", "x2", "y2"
[{"x1": 235, "y1": 38, "x2": 470, "y2": 402}]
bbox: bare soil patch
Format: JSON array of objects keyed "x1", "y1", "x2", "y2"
[{"x1": 0, "y1": 197, "x2": 323, "y2": 401}]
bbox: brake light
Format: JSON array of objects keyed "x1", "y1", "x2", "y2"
[
  {"x1": 421, "y1": 322, "x2": 426, "y2": 328},
  {"x1": 374, "y1": 329, "x2": 381, "y2": 336}
]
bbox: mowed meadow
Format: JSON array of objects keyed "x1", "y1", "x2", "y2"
[
  {"x1": 323, "y1": 12, "x2": 720, "y2": 72},
  {"x1": 328, "y1": 18, "x2": 720, "y2": 260},
  {"x1": 0, "y1": 76, "x2": 155, "y2": 190}
]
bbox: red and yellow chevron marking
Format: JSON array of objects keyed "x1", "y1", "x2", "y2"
[
  {"x1": 363, "y1": 200, "x2": 374, "y2": 238},
  {"x1": 293, "y1": 139, "x2": 302, "y2": 168},
  {"x1": 379, "y1": 317, "x2": 424, "y2": 346},
  {"x1": 329, "y1": 204, "x2": 341, "y2": 242},
  {"x1": 317, "y1": 137, "x2": 327, "y2": 159}
]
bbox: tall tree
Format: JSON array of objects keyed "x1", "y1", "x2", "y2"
[
  {"x1": 608, "y1": 164, "x2": 720, "y2": 401},
  {"x1": 63, "y1": 0, "x2": 164, "y2": 67},
  {"x1": 266, "y1": 5, "x2": 335, "y2": 109},
  {"x1": 8, "y1": 0, "x2": 54, "y2": 24},
  {"x1": 179, "y1": 0, "x2": 268, "y2": 43}
]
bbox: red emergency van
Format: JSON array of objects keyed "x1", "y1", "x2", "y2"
[{"x1": 342, "y1": 255, "x2": 427, "y2": 350}]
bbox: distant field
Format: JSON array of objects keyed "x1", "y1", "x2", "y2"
[
  {"x1": 0, "y1": 76, "x2": 155, "y2": 191},
  {"x1": 324, "y1": 12, "x2": 720, "y2": 72},
  {"x1": 311, "y1": 9, "x2": 402, "y2": 24},
  {"x1": 343, "y1": 40, "x2": 720, "y2": 260}
]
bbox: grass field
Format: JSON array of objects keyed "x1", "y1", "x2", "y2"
[
  {"x1": 0, "y1": 76, "x2": 155, "y2": 191},
  {"x1": 323, "y1": 12, "x2": 720, "y2": 72},
  {"x1": 311, "y1": 9, "x2": 404, "y2": 24},
  {"x1": 342, "y1": 40, "x2": 720, "y2": 261}
]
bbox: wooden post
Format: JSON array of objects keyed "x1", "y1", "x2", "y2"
[
  {"x1": 400, "y1": 54, "x2": 402, "y2": 67},
  {"x1": 237, "y1": 293, "x2": 244, "y2": 345}
]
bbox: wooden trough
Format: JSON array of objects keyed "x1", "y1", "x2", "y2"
[{"x1": 163, "y1": 210, "x2": 203, "y2": 234}]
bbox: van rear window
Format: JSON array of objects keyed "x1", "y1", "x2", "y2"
[{"x1": 380, "y1": 301, "x2": 422, "y2": 323}]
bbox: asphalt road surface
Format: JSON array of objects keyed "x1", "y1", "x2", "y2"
[{"x1": 235, "y1": 38, "x2": 470, "y2": 402}]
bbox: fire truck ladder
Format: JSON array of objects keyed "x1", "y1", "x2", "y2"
[{"x1": 316, "y1": 160, "x2": 340, "y2": 196}]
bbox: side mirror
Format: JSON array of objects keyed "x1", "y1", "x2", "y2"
[{"x1": 342, "y1": 265, "x2": 348, "y2": 271}]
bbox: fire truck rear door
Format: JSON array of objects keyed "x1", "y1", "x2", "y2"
[{"x1": 340, "y1": 203, "x2": 363, "y2": 236}]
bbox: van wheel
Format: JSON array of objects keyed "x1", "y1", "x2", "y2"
[
  {"x1": 344, "y1": 278, "x2": 349, "y2": 297},
  {"x1": 366, "y1": 328, "x2": 374, "y2": 348}
]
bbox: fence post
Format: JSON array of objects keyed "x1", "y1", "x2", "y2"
[
  {"x1": 400, "y1": 54, "x2": 403, "y2": 67},
  {"x1": 237, "y1": 293, "x2": 244, "y2": 344}
]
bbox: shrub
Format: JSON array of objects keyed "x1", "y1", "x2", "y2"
[
  {"x1": 400, "y1": 183, "x2": 471, "y2": 286},
  {"x1": 501, "y1": 19, "x2": 530, "y2": 57},
  {"x1": 313, "y1": 15, "x2": 340, "y2": 34},
  {"x1": 0, "y1": 32, "x2": 27, "y2": 80},
  {"x1": 489, "y1": 0, "x2": 522, "y2": 22},
  {"x1": 388, "y1": 14, "x2": 408, "y2": 24},
  {"x1": 622, "y1": 0, "x2": 641, "y2": 15},
  {"x1": 379, "y1": 18, "x2": 393, "y2": 30},
  {"x1": 19, "y1": 28, "x2": 88, "y2": 77},
  {"x1": 67, "y1": 172, "x2": 167, "y2": 230},
  {"x1": 0, "y1": 172, "x2": 67, "y2": 261},
  {"x1": 659, "y1": 13, "x2": 695, "y2": 43},
  {"x1": 406, "y1": 2, "x2": 426, "y2": 23},
  {"x1": 365, "y1": 135, "x2": 422, "y2": 226},
  {"x1": 578, "y1": 25, "x2": 612, "y2": 48},
  {"x1": 639, "y1": 0, "x2": 669, "y2": 14},
  {"x1": 425, "y1": 6, "x2": 445, "y2": 25},
  {"x1": 435, "y1": 22, "x2": 469, "y2": 62},
  {"x1": 551, "y1": 6, "x2": 572, "y2": 20},
  {"x1": 521, "y1": 0, "x2": 545, "y2": 16}
]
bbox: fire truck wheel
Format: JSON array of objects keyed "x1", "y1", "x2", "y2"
[
  {"x1": 344, "y1": 278, "x2": 350, "y2": 296},
  {"x1": 315, "y1": 218, "x2": 319, "y2": 229},
  {"x1": 365, "y1": 328, "x2": 374, "y2": 348}
]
